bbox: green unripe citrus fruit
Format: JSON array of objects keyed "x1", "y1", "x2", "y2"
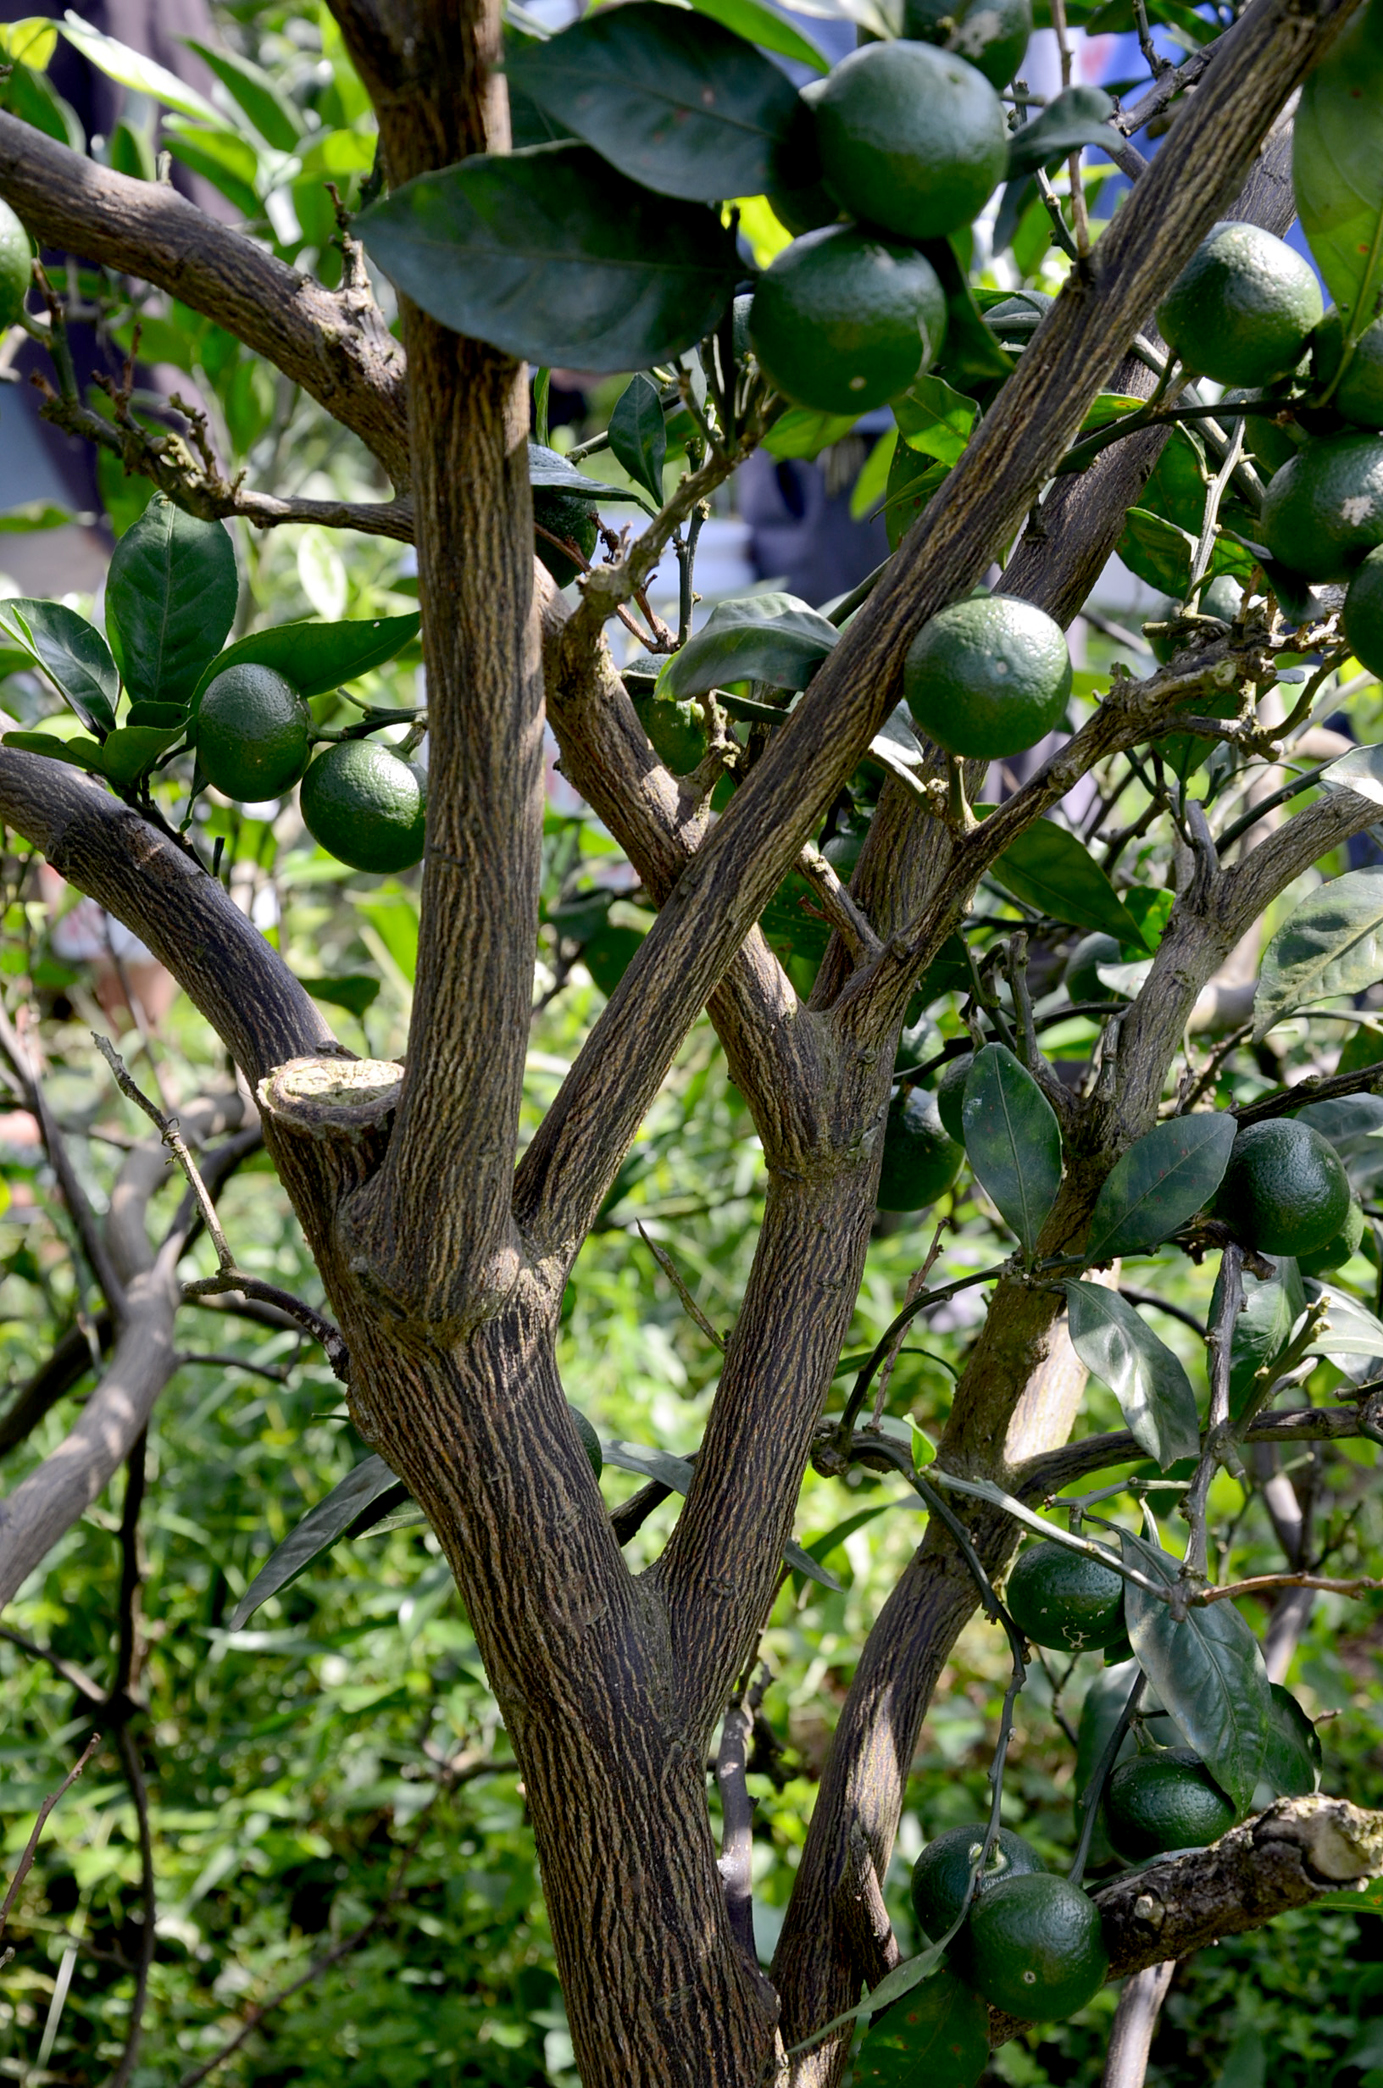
[
  {"x1": 1156, "y1": 221, "x2": 1322, "y2": 388},
  {"x1": 1005, "y1": 1540, "x2": 1126, "y2": 1652},
  {"x1": 905, "y1": 593, "x2": 1072, "y2": 760},
  {"x1": 196, "y1": 663, "x2": 311, "y2": 801},
  {"x1": 1065, "y1": 933, "x2": 1127, "y2": 1005},
  {"x1": 568, "y1": 1405, "x2": 603, "y2": 1478},
  {"x1": 876, "y1": 1085, "x2": 963, "y2": 1213},
  {"x1": 299, "y1": 740, "x2": 427, "y2": 874},
  {"x1": 1296, "y1": 1195, "x2": 1365, "y2": 1278},
  {"x1": 936, "y1": 1051, "x2": 973, "y2": 1143},
  {"x1": 533, "y1": 486, "x2": 598, "y2": 587},
  {"x1": 635, "y1": 692, "x2": 708, "y2": 776},
  {"x1": 1313, "y1": 308, "x2": 1383, "y2": 430},
  {"x1": 1104, "y1": 1748, "x2": 1236, "y2": 1861},
  {"x1": 810, "y1": 41, "x2": 1008, "y2": 245},
  {"x1": 901, "y1": 0, "x2": 1032, "y2": 87},
  {"x1": 1261, "y1": 432, "x2": 1383, "y2": 581},
  {"x1": 749, "y1": 225, "x2": 946, "y2": 415},
  {"x1": 767, "y1": 174, "x2": 839, "y2": 237},
  {"x1": 1344, "y1": 543, "x2": 1383, "y2": 676},
  {"x1": 951, "y1": 1872, "x2": 1108, "y2": 2021},
  {"x1": 0, "y1": 198, "x2": 31, "y2": 330},
  {"x1": 1200, "y1": 574, "x2": 1244, "y2": 624},
  {"x1": 1215, "y1": 1117, "x2": 1352, "y2": 1258},
  {"x1": 910, "y1": 1824, "x2": 1045, "y2": 1942}
]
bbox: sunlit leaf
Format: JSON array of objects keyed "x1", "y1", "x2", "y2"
[
  {"x1": 961, "y1": 1044, "x2": 1062, "y2": 1261},
  {"x1": 989, "y1": 819, "x2": 1144, "y2": 941},
  {"x1": 657, "y1": 592, "x2": 837, "y2": 700},
  {"x1": 1064, "y1": 1280, "x2": 1202, "y2": 1467},
  {"x1": 1255, "y1": 868, "x2": 1383, "y2": 1039},
  {"x1": 1084, "y1": 1114, "x2": 1235, "y2": 1263},
  {"x1": 0, "y1": 598, "x2": 118, "y2": 737}
]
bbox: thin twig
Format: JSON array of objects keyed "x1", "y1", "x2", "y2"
[
  {"x1": 871, "y1": 1247, "x2": 942, "y2": 1427},
  {"x1": 1069, "y1": 1669, "x2": 1146, "y2": 1886},
  {"x1": 637, "y1": 1224, "x2": 725, "y2": 1350},
  {"x1": 1197, "y1": 1570, "x2": 1383, "y2": 1605},
  {"x1": 0, "y1": 1004, "x2": 128, "y2": 1316},
  {"x1": 0, "y1": 1624, "x2": 105, "y2": 1702},
  {"x1": 106, "y1": 1725, "x2": 155, "y2": 2088},
  {"x1": 93, "y1": 1035, "x2": 233, "y2": 1267},
  {"x1": 1182, "y1": 1243, "x2": 1243, "y2": 1582},
  {"x1": 0, "y1": 1730, "x2": 102, "y2": 1943}
]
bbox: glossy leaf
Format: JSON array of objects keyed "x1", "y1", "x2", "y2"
[
  {"x1": 1215, "y1": 1253, "x2": 1305, "y2": 1420},
  {"x1": 1084, "y1": 1113, "x2": 1236, "y2": 1263},
  {"x1": 299, "y1": 974, "x2": 383, "y2": 1018},
  {"x1": 1254, "y1": 868, "x2": 1383, "y2": 1040},
  {"x1": 689, "y1": 0, "x2": 830, "y2": 71},
  {"x1": 59, "y1": 15, "x2": 224, "y2": 126},
  {"x1": 1120, "y1": 1528, "x2": 1273, "y2": 1814},
  {"x1": 231, "y1": 1455, "x2": 409, "y2": 1629},
  {"x1": 99, "y1": 724, "x2": 185, "y2": 786},
  {"x1": 504, "y1": 3, "x2": 803, "y2": 202},
  {"x1": 359, "y1": 142, "x2": 741, "y2": 370},
  {"x1": 1063, "y1": 1280, "x2": 1201, "y2": 1468},
  {"x1": 162, "y1": 120, "x2": 262, "y2": 218},
  {"x1": 185, "y1": 36, "x2": 305, "y2": 149},
  {"x1": 989, "y1": 819, "x2": 1144, "y2": 941},
  {"x1": 1294, "y1": 0, "x2": 1383, "y2": 329},
  {"x1": 528, "y1": 440, "x2": 634, "y2": 504},
  {"x1": 1297, "y1": 1093, "x2": 1383, "y2": 1191},
  {"x1": 0, "y1": 598, "x2": 118, "y2": 737},
  {"x1": 1303, "y1": 1281, "x2": 1383, "y2": 1362},
  {"x1": 960, "y1": 1044, "x2": 1062, "y2": 1262},
  {"x1": 190, "y1": 613, "x2": 422, "y2": 707},
  {"x1": 1321, "y1": 742, "x2": 1383, "y2": 808},
  {"x1": 1117, "y1": 506, "x2": 1198, "y2": 594},
  {"x1": 1262, "y1": 1689, "x2": 1321, "y2": 1799},
  {"x1": 106, "y1": 496, "x2": 237, "y2": 710},
  {"x1": 657, "y1": 592, "x2": 838, "y2": 700},
  {"x1": 1007, "y1": 84, "x2": 1116, "y2": 180},
  {"x1": 607, "y1": 374, "x2": 667, "y2": 504},
  {"x1": 893, "y1": 373, "x2": 976, "y2": 467},
  {"x1": 854, "y1": 1966, "x2": 989, "y2": 2087},
  {"x1": 2, "y1": 728, "x2": 106, "y2": 774},
  {"x1": 602, "y1": 1441, "x2": 841, "y2": 1587}
]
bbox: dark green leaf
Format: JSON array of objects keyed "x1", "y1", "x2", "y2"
[
  {"x1": 298, "y1": 974, "x2": 382, "y2": 1017},
  {"x1": 883, "y1": 444, "x2": 949, "y2": 551},
  {"x1": 504, "y1": 3, "x2": 803, "y2": 202},
  {"x1": 1064, "y1": 1281, "x2": 1202, "y2": 1467},
  {"x1": 1, "y1": 729, "x2": 106, "y2": 775},
  {"x1": 529, "y1": 440, "x2": 639, "y2": 504},
  {"x1": 185, "y1": 36, "x2": 305, "y2": 149},
  {"x1": 1315, "y1": 1878, "x2": 1383, "y2": 1914},
  {"x1": 0, "y1": 598, "x2": 118, "y2": 737},
  {"x1": 657, "y1": 592, "x2": 837, "y2": 700},
  {"x1": 893, "y1": 373, "x2": 977, "y2": 467},
  {"x1": 1321, "y1": 741, "x2": 1383, "y2": 811},
  {"x1": 1293, "y1": 1, "x2": 1383, "y2": 328},
  {"x1": 125, "y1": 701, "x2": 188, "y2": 729},
  {"x1": 1214, "y1": 1254, "x2": 1305, "y2": 1420},
  {"x1": 1120, "y1": 1528, "x2": 1273, "y2": 1813},
  {"x1": 689, "y1": 0, "x2": 829, "y2": 71},
  {"x1": 607, "y1": 374, "x2": 668, "y2": 504},
  {"x1": 231, "y1": 1455, "x2": 410, "y2": 1629},
  {"x1": 359, "y1": 141, "x2": 740, "y2": 371},
  {"x1": 854, "y1": 1966, "x2": 989, "y2": 2087},
  {"x1": 1084, "y1": 1113, "x2": 1236, "y2": 1263},
  {"x1": 1262, "y1": 1686, "x2": 1319, "y2": 1798},
  {"x1": 915, "y1": 933, "x2": 972, "y2": 1005},
  {"x1": 191, "y1": 613, "x2": 421, "y2": 707},
  {"x1": 1007, "y1": 85, "x2": 1116, "y2": 180},
  {"x1": 106, "y1": 495, "x2": 237, "y2": 710},
  {"x1": 989, "y1": 819, "x2": 1144, "y2": 941},
  {"x1": 1117, "y1": 506, "x2": 1199, "y2": 595},
  {"x1": 960, "y1": 1043, "x2": 1062, "y2": 1261},
  {"x1": 1255, "y1": 869, "x2": 1383, "y2": 1040},
  {"x1": 99, "y1": 724, "x2": 185, "y2": 785},
  {"x1": 1296, "y1": 1093, "x2": 1383, "y2": 1191}
]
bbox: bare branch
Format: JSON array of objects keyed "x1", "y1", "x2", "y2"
[
  {"x1": 0, "y1": 1730, "x2": 102, "y2": 1944},
  {"x1": 0, "y1": 1001, "x2": 127, "y2": 1314}
]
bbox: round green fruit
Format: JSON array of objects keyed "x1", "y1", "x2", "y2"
[
  {"x1": 1065, "y1": 932, "x2": 1127, "y2": 1005},
  {"x1": 196, "y1": 663, "x2": 311, "y2": 801},
  {"x1": 299, "y1": 740, "x2": 427, "y2": 874},
  {"x1": 901, "y1": 0, "x2": 1032, "y2": 87},
  {"x1": 1215, "y1": 1117, "x2": 1352, "y2": 1258},
  {"x1": 767, "y1": 174, "x2": 840, "y2": 238},
  {"x1": 936, "y1": 1050, "x2": 973, "y2": 1144},
  {"x1": 533, "y1": 486, "x2": 598, "y2": 587},
  {"x1": 1223, "y1": 387, "x2": 1304, "y2": 479},
  {"x1": 749, "y1": 224, "x2": 946, "y2": 415},
  {"x1": 0, "y1": 198, "x2": 31, "y2": 331},
  {"x1": 1313, "y1": 308, "x2": 1383, "y2": 430},
  {"x1": 876, "y1": 1085, "x2": 963, "y2": 1213},
  {"x1": 568, "y1": 1405, "x2": 603, "y2": 1478},
  {"x1": 1005, "y1": 1540, "x2": 1126, "y2": 1653},
  {"x1": 1296, "y1": 1195, "x2": 1365, "y2": 1278},
  {"x1": 951, "y1": 1872, "x2": 1108, "y2": 2022},
  {"x1": 810, "y1": 40, "x2": 1008, "y2": 245},
  {"x1": 1344, "y1": 544, "x2": 1383, "y2": 677},
  {"x1": 910, "y1": 1824, "x2": 1045, "y2": 1942},
  {"x1": 635, "y1": 692, "x2": 709, "y2": 776},
  {"x1": 905, "y1": 593, "x2": 1072, "y2": 760},
  {"x1": 1104, "y1": 1748, "x2": 1237, "y2": 1862},
  {"x1": 1156, "y1": 221, "x2": 1322, "y2": 388},
  {"x1": 1261, "y1": 432, "x2": 1383, "y2": 581}
]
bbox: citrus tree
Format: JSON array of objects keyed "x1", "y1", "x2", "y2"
[{"x1": 3, "y1": 0, "x2": 1383, "y2": 2084}]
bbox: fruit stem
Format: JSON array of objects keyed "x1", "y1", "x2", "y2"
[{"x1": 946, "y1": 754, "x2": 978, "y2": 834}]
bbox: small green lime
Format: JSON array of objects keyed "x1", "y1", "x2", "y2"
[
  {"x1": 1156, "y1": 221, "x2": 1322, "y2": 388},
  {"x1": 1262, "y1": 432, "x2": 1383, "y2": 581},
  {"x1": 766, "y1": 175, "x2": 840, "y2": 237},
  {"x1": 1215, "y1": 1117, "x2": 1351, "y2": 1257},
  {"x1": 534, "y1": 486, "x2": 598, "y2": 587},
  {"x1": 1313, "y1": 308, "x2": 1383, "y2": 430},
  {"x1": 568, "y1": 1405, "x2": 603, "y2": 1478},
  {"x1": 0, "y1": 198, "x2": 31, "y2": 331},
  {"x1": 951, "y1": 1872, "x2": 1108, "y2": 2022},
  {"x1": 635, "y1": 692, "x2": 708, "y2": 776},
  {"x1": 1297, "y1": 1195, "x2": 1365, "y2": 1278},
  {"x1": 910, "y1": 1824, "x2": 1045, "y2": 1942},
  {"x1": 877, "y1": 1085, "x2": 963, "y2": 1213},
  {"x1": 197, "y1": 663, "x2": 311, "y2": 801},
  {"x1": 1064, "y1": 933, "x2": 1127, "y2": 1005},
  {"x1": 902, "y1": 0, "x2": 1032, "y2": 86},
  {"x1": 810, "y1": 40, "x2": 1008, "y2": 244},
  {"x1": 905, "y1": 593, "x2": 1072, "y2": 760},
  {"x1": 936, "y1": 1051, "x2": 973, "y2": 1144},
  {"x1": 1104, "y1": 1748, "x2": 1236, "y2": 1861},
  {"x1": 1005, "y1": 1540, "x2": 1126, "y2": 1653},
  {"x1": 299, "y1": 740, "x2": 427, "y2": 874},
  {"x1": 1344, "y1": 544, "x2": 1383, "y2": 676},
  {"x1": 749, "y1": 224, "x2": 947, "y2": 415}
]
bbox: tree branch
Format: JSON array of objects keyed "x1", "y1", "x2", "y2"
[{"x1": 0, "y1": 112, "x2": 410, "y2": 485}]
